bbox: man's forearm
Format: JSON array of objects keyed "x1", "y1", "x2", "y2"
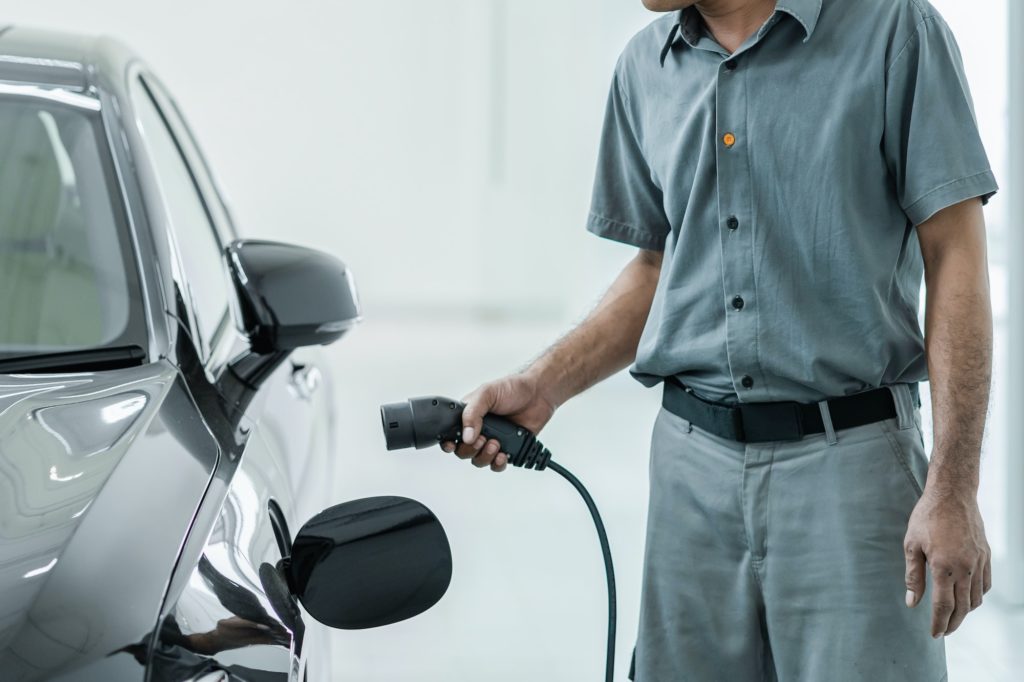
[
  {"x1": 525, "y1": 249, "x2": 662, "y2": 407},
  {"x1": 919, "y1": 200, "x2": 993, "y2": 496}
]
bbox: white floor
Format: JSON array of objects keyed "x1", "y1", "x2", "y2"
[{"x1": 323, "y1": 316, "x2": 1023, "y2": 681}]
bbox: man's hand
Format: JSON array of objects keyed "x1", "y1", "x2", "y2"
[
  {"x1": 903, "y1": 487, "x2": 991, "y2": 638},
  {"x1": 440, "y1": 372, "x2": 558, "y2": 473},
  {"x1": 439, "y1": 248, "x2": 662, "y2": 474}
]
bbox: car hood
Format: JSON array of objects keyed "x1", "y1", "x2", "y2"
[{"x1": 0, "y1": 360, "x2": 219, "y2": 680}]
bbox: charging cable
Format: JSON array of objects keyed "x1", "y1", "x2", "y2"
[{"x1": 381, "y1": 396, "x2": 616, "y2": 682}]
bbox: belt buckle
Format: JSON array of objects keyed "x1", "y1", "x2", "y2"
[{"x1": 738, "y1": 401, "x2": 804, "y2": 443}]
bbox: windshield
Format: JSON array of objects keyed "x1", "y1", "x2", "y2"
[{"x1": 0, "y1": 94, "x2": 147, "y2": 364}]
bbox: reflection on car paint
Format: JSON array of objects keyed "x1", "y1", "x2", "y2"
[
  {"x1": 34, "y1": 391, "x2": 148, "y2": 457},
  {"x1": 124, "y1": 556, "x2": 292, "y2": 682},
  {"x1": 0, "y1": 364, "x2": 174, "y2": 679},
  {"x1": 147, "y1": 429, "x2": 305, "y2": 681}
]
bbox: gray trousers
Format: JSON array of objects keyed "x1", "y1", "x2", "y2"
[{"x1": 633, "y1": 383, "x2": 947, "y2": 681}]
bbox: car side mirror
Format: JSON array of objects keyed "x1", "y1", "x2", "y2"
[
  {"x1": 285, "y1": 496, "x2": 452, "y2": 630},
  {"x1": 226, "y1": 239, "x2": 360, "y2": 354}
]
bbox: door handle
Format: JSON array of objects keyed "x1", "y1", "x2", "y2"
[{"x1": 288, "y1": 363, "x2": 321, "y2": 401}]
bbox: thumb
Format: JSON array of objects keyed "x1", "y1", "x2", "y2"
[
  {"x1": 905, "y1": 541, "x2": 926, "y2": 607},
  {"x1": 461, "y1": 384, "x2": 498, "y2": 445}
]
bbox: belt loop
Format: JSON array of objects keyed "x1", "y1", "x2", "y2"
[
  {"x1": 817, "y1": 400, "x2": 838, "y2": 445},
  {"x1": 886, "y1": 383, "x2": 915, "y2": 430}
]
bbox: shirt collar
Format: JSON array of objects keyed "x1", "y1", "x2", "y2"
[
  {"x1": 659, "y1": 0, "x2": 822, "y2": 67},
  {"x1": 774, "y1": 0, "x2": 822, "y2": 41}
]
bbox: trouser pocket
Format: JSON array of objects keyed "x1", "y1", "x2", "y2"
[{"x1": 880, "y1": 413, "x2": 928, "y2": 498}]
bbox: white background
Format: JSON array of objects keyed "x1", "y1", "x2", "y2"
[{"x1": 3, "y1": 1, "x2": 1020, "y2": 680}]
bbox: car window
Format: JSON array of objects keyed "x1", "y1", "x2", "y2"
[
  {"x1": 143, "y1": 76, "x2": 238, "y2": 243},
  {"x1": 131, "y1": 77, "x2": 231, "y2": 357},
  {"x1": 0, "y1": 95, "x2": 145, "y2": 360}
]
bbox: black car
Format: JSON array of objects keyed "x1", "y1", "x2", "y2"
[{"x1": 0, "y1": 26, "x2": 451, "y2": 681}]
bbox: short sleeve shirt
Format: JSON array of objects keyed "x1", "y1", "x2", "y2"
[{"x1": 586, "y1": 0, "x2": 998, "y2": 404}]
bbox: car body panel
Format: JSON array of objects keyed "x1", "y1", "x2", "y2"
[
  {"x1": 149, "y1": 429, "x2": 297, "y2": 682},
  {"x1": 0, "y1": 361, "x2": 219, "y2": 680}
]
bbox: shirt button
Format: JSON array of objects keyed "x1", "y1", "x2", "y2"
[
  {"x1": 724, "y1": 59, "x2": 738, "y2": 71},
  {"x1": 741, "y1": 375, "x2": 754, "y2": 389},
  {"x1": 726, "y1": 216, "x2": 739, "y2": 230},
  {"x1": 732, "y1": 295, "x2": 745, "y2": 310},
  {"x1": 723, "y1": 132, "x2": 736, "y2": 147}
]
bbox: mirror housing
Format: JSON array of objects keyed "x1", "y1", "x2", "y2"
[
  {"x1": 285, "y1": 496, "x2": 452, "y2": 630},
  {"x1": 226, "y1": 239, "x2": 361, "y2": 355}
]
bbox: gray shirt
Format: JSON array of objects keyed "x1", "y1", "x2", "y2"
[{"x1": 586, "y1": 0, "x2": 998, "y2": 405}]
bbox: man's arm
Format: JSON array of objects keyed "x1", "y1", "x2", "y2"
[
  {"x1": 443, "y1": 248, "x2": 663, "y2": 472},
  {"x1": 903, "y1": 197, "x2": 993, "y2": 637}
]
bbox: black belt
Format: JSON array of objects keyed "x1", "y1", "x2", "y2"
[{"x1": 662, "y1": 378, "x2": 920, "y2": 443}]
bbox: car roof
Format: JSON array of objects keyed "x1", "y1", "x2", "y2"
[{"x1": 0, "y1": 25, "x2": 138, "y2": 96}]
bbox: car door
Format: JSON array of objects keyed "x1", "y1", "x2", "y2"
[{"x1": 129, "y1": 73, "x2": 312, "y2": 680}]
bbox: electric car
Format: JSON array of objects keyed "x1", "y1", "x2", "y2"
[{"x1": 0, "y1": 26, "x2": 452, "y2": 681}]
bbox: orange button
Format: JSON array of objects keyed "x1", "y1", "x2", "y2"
[{"x1": 723, "y1": 132, "x2": 736, "y2": 147}]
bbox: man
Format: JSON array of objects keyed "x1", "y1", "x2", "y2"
[{"x1": 442, "y1": 0, "x2": 996, "y2": 679}]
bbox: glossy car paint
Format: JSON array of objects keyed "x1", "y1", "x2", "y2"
[
  {"x1": 287, "y1": 496, "x2": 452, "y2": 631},
  {"x1": 0, "y1": 27, "x2": 339, "y2": 681}
]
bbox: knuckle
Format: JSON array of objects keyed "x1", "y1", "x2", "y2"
[{"x1": 933, "y1": 600, "x2": 954, "y2": 614}]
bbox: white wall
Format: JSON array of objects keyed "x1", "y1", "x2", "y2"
[
  {"x1": 2, "y1": 0, "x2": 655, "y2": 321},
  {"x1": 1004, "y1": 0, "x2": 1024, "y2": 605}
]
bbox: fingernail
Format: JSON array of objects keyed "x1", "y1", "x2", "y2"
[
  {"x1": 905, "y1": 590, "x2": 915, "y2": 607},
  {"x1": 463, "y1": 427, "x2": 476, "y2": 443}
]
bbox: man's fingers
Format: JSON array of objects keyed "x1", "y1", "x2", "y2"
[
  {"x1": 983, "y1": 554, "x2": 993, "y2": 594},
  {"x1": 970, "y1": 560, "x2": 984, "y2": 610},
  {"x1": 471, "y1": 439, "x2": 501, "y2": 468},
  {"x1": 930, "y1": 567, "x2": 956, "y2": 638},
  {"x1": 454, "y1": 435, "x2": 486, "y2": 459},
  {"x1": 490, "y1": 452, "x2": 508, "y2": 472},
  {"x1": 461, "y1": 386, "x2": 497, "y2": 445},
  {"x1": 904, "y1": 542, "x2": 926, "y2": 608},
  {"x1": 945, "y1": 577, "x2": 972, "y2": 635}
]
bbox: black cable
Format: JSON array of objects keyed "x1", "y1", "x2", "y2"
[
  {"x1": 378, "y1": 400, "x2": 619, "y2": 679},
  {"x1": 546, "y1": 460, "x2": 616, "y2": 682}
]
